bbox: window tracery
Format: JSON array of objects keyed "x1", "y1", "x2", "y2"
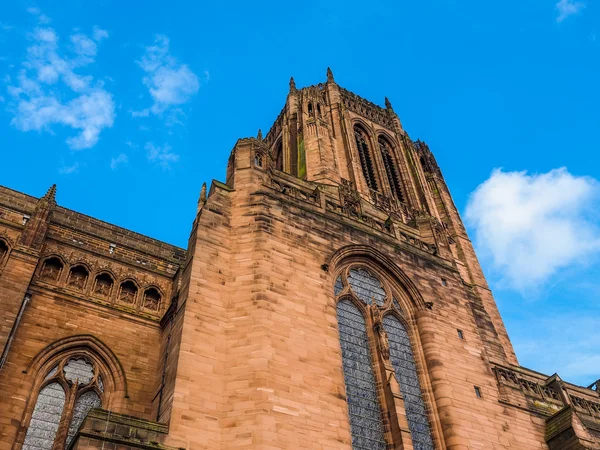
[
  {"x1": 22, "y1": 355, "x2": 104, "y2": 450},
  {"x1": 67, "y1": 265, "x2": 89, "y2": 291},
  {"x1": 40, "y1": 257, "x2": 63, "y2": 282},
  {"x1": 334, "y1": 264, "x2": 435, "y2": 449},
  {"x1": 354, "y1": 126, "x2": 378, "y2": 191},
  {"x1": 378, "y1": 137, "x2": 405, "y2": 203}
]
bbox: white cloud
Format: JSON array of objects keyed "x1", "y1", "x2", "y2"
[
  {"x1": 465, "y1": 168, "x2": 600, "y2": 292},
  {"x1": 59, "y1": 162, "x2": 79, "y2": 175},
  {"x1": 556, "y1": 0, "x2": 585, "y2": 22},
  {"x1": 145, "y1": 142, "x2": 179, "y2": 169},
  {"x1": 5, "y1": 16, "x2": 114, "y2": 149},
  {"x1": 110, "y1": 153, "x2": 129, "y2": 170},
  {"x1": 136, "y1": 35, "x2": 200, "y2": 117},
  {"x1": 92, "y1": 26, "x2": 109, "y2": 42}
]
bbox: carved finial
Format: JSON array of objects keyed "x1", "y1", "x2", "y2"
[
  {"x1": 289, "y1": 76, "x2": 296, "y2": 91},
  {"x1": 44, "y1": 184, "x2": 57, "y2": 202},
  {"x1": 257, "y1": 129, "x2": 263, "y2": 140},
  {"x1": 326, "y1": 67, "x2": 334, "y2": 82},
  {"x1": 385, "y1": 97, "x2": 392, "y2": 110},
  {"x1": 200, "y1": 182, "x2": 207, "y2": 203}
]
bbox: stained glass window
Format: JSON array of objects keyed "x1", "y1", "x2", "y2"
[
  {"x1": 383, "y1": 315, "x2": 434, "y2": 450},
  {"x1": 334, "y1": 276, "x2": 344, "y2": 296},
  {"x1": 24, "y1": 355, "x2": 104, "y2": 450},
  {"x1": 336, "y1": 300, "x2": 387, "y2": 450},
  {"x1": 65, "y1": 391, "x2": 101, "y2": 447},
  {"x1": 348, "y1": 268, "x2": 386, "y2": 306},
  {"x1": 22, "y1": 383, "x2": 65, "y2": 450},
  {"x1": 64, "y1": 358, "x2": 94, "y2": 384}
]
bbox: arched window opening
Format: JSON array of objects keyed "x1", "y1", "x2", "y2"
[
  {"x1": 22, "y1": 355, "x2": 104, "y2": 450},
  {"x1": 308, "y1": 102, "x2": 314, "y2": 117},
  {"x1": 317, "y1": 103, "x2": 322, "y2": 118},
  {"x1": 118, "y1": 280, "x2": 138, "y2": 305},
  {"x1": 336, "y1": 300, "x2": 387, "y2": 450},
  {"x1": 378, "y1": 137, "x2": 405, "y2": 203},
  {"x1": 93, "y1": 273, "x2": 113, "y2": 298},
  {"x1": 67, "y1": 265, "x2": 89, "y2": 291},
  {"x1": 143, "y1": 288, "x2": 161, "y2": 311},
  {"x1": 354, "y1": 126, "x2": 378, "y2": 191},
  {"x1": 40, "y1": 257, "x2": 63, "y2": 282},
  {"x1": 0, "y1": 240, "x2": 8, "y2": 262},
  {"x1": 21, "y1": 382, "x2": 65, "y2": 450},
  {"x1": 274, "y1": 140, "x2": 284, "y2": 172},
  {"x1": 254, "y1": 152, "x2": 263, "y2": 168},
  {"x1": 383, "y1": 315, "x2": 435, "y2": 450}
]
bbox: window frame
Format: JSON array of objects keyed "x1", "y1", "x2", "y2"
[{"x1": 333, "y1": 262, "x2": 437, "y2": 449}]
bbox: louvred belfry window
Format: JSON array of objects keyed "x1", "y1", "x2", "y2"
[
  {"x1": 379, "y1": 137, "x2": 405, "y2": 203},
  {"x1": 334, "y1": 265, "x2": 435, "y2": 450},
  {"x1": 354, "y1": 127, "x2": 378, "y2": 191},
  {"x1": 22, "y1": 356, "x2": 104, "y2": 450}
]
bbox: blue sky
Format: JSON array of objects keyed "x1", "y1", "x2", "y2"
[{"x1": 0, "y1": 0, "x2": 598, "y2": 386}]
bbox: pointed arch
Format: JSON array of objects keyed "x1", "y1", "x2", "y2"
[
  {"x1": 327, "y1": 244, "x2": 429, "y2": 312},
  {"x1": 25, "y1": 334, "x2": 128, "y2": 399}
]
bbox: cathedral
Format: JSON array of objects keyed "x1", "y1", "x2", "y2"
[{"x1": 1, "y1": 69, "x2": 599, "y2": 450}]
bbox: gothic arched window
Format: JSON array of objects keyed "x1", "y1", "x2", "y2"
[
  {"x1": 354, "y1": 126, "x2": 378, "y2": 191},
  {"x1": 67, "y1": 265, "x2": 89, "y2": 291},
  {"x1": 378, "y1": 137, "x2": 405, "y2": 203},
  {"x1": 92, "y1": 273, "x2": 113, "y2": 298},
  {"x1": 0, "y1": 239, "x2": 8, "y2": 263},
  {"x1": 334, "y1": 265, "x2": 435, "y2": 449},
  {"x1": 22, "y1": 356, "x2": 104, "y2": 450},
  {"x1": 40, "y1": 257, "x2": 63, "y2": 282},
  {"x1": 118, "y1": 280, "x2": 138, "y2": 305},
  {"x1": 143, "y1": 287, "x2": 161, "y2": 311}
]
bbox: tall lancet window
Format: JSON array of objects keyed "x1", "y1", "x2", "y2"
[
  {"x1": 336, "y1": 299, "x2": 387, "y2": 450},
  {"x1": 378, "y1": 137, "x2": 405, "y2": 203},
  {"x1": 334, "y1": 266, "x2": 435, "y2": 450},
  {"x1": 384, "y1": 315, "x2": 435, "y2": 450},
  {"x1": 354, "y1": 126, "x2": 378, "y2": 191}
]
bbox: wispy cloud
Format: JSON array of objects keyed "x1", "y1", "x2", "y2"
[
  {"x1": 556, "y1": 0, "x2": 585, "y2": 22},
  {"x1": 5, "y1": 10, "x2": 114, "y2": 150},
  {"x1": 110, "y1": 153, "x2": 129, "y2": 170},
  {"x1": 465, "y1": 168, "x2": 600, "y2": 293},
  {"x1": 135, "y1": 35, "x2": 201, "y2": 118},
  {"x1": 145, "y1": 142, "x2": 179, "y2": 169},
  {"x1": 59, "y1": 162, "x2": 80, "y2": 175}
]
